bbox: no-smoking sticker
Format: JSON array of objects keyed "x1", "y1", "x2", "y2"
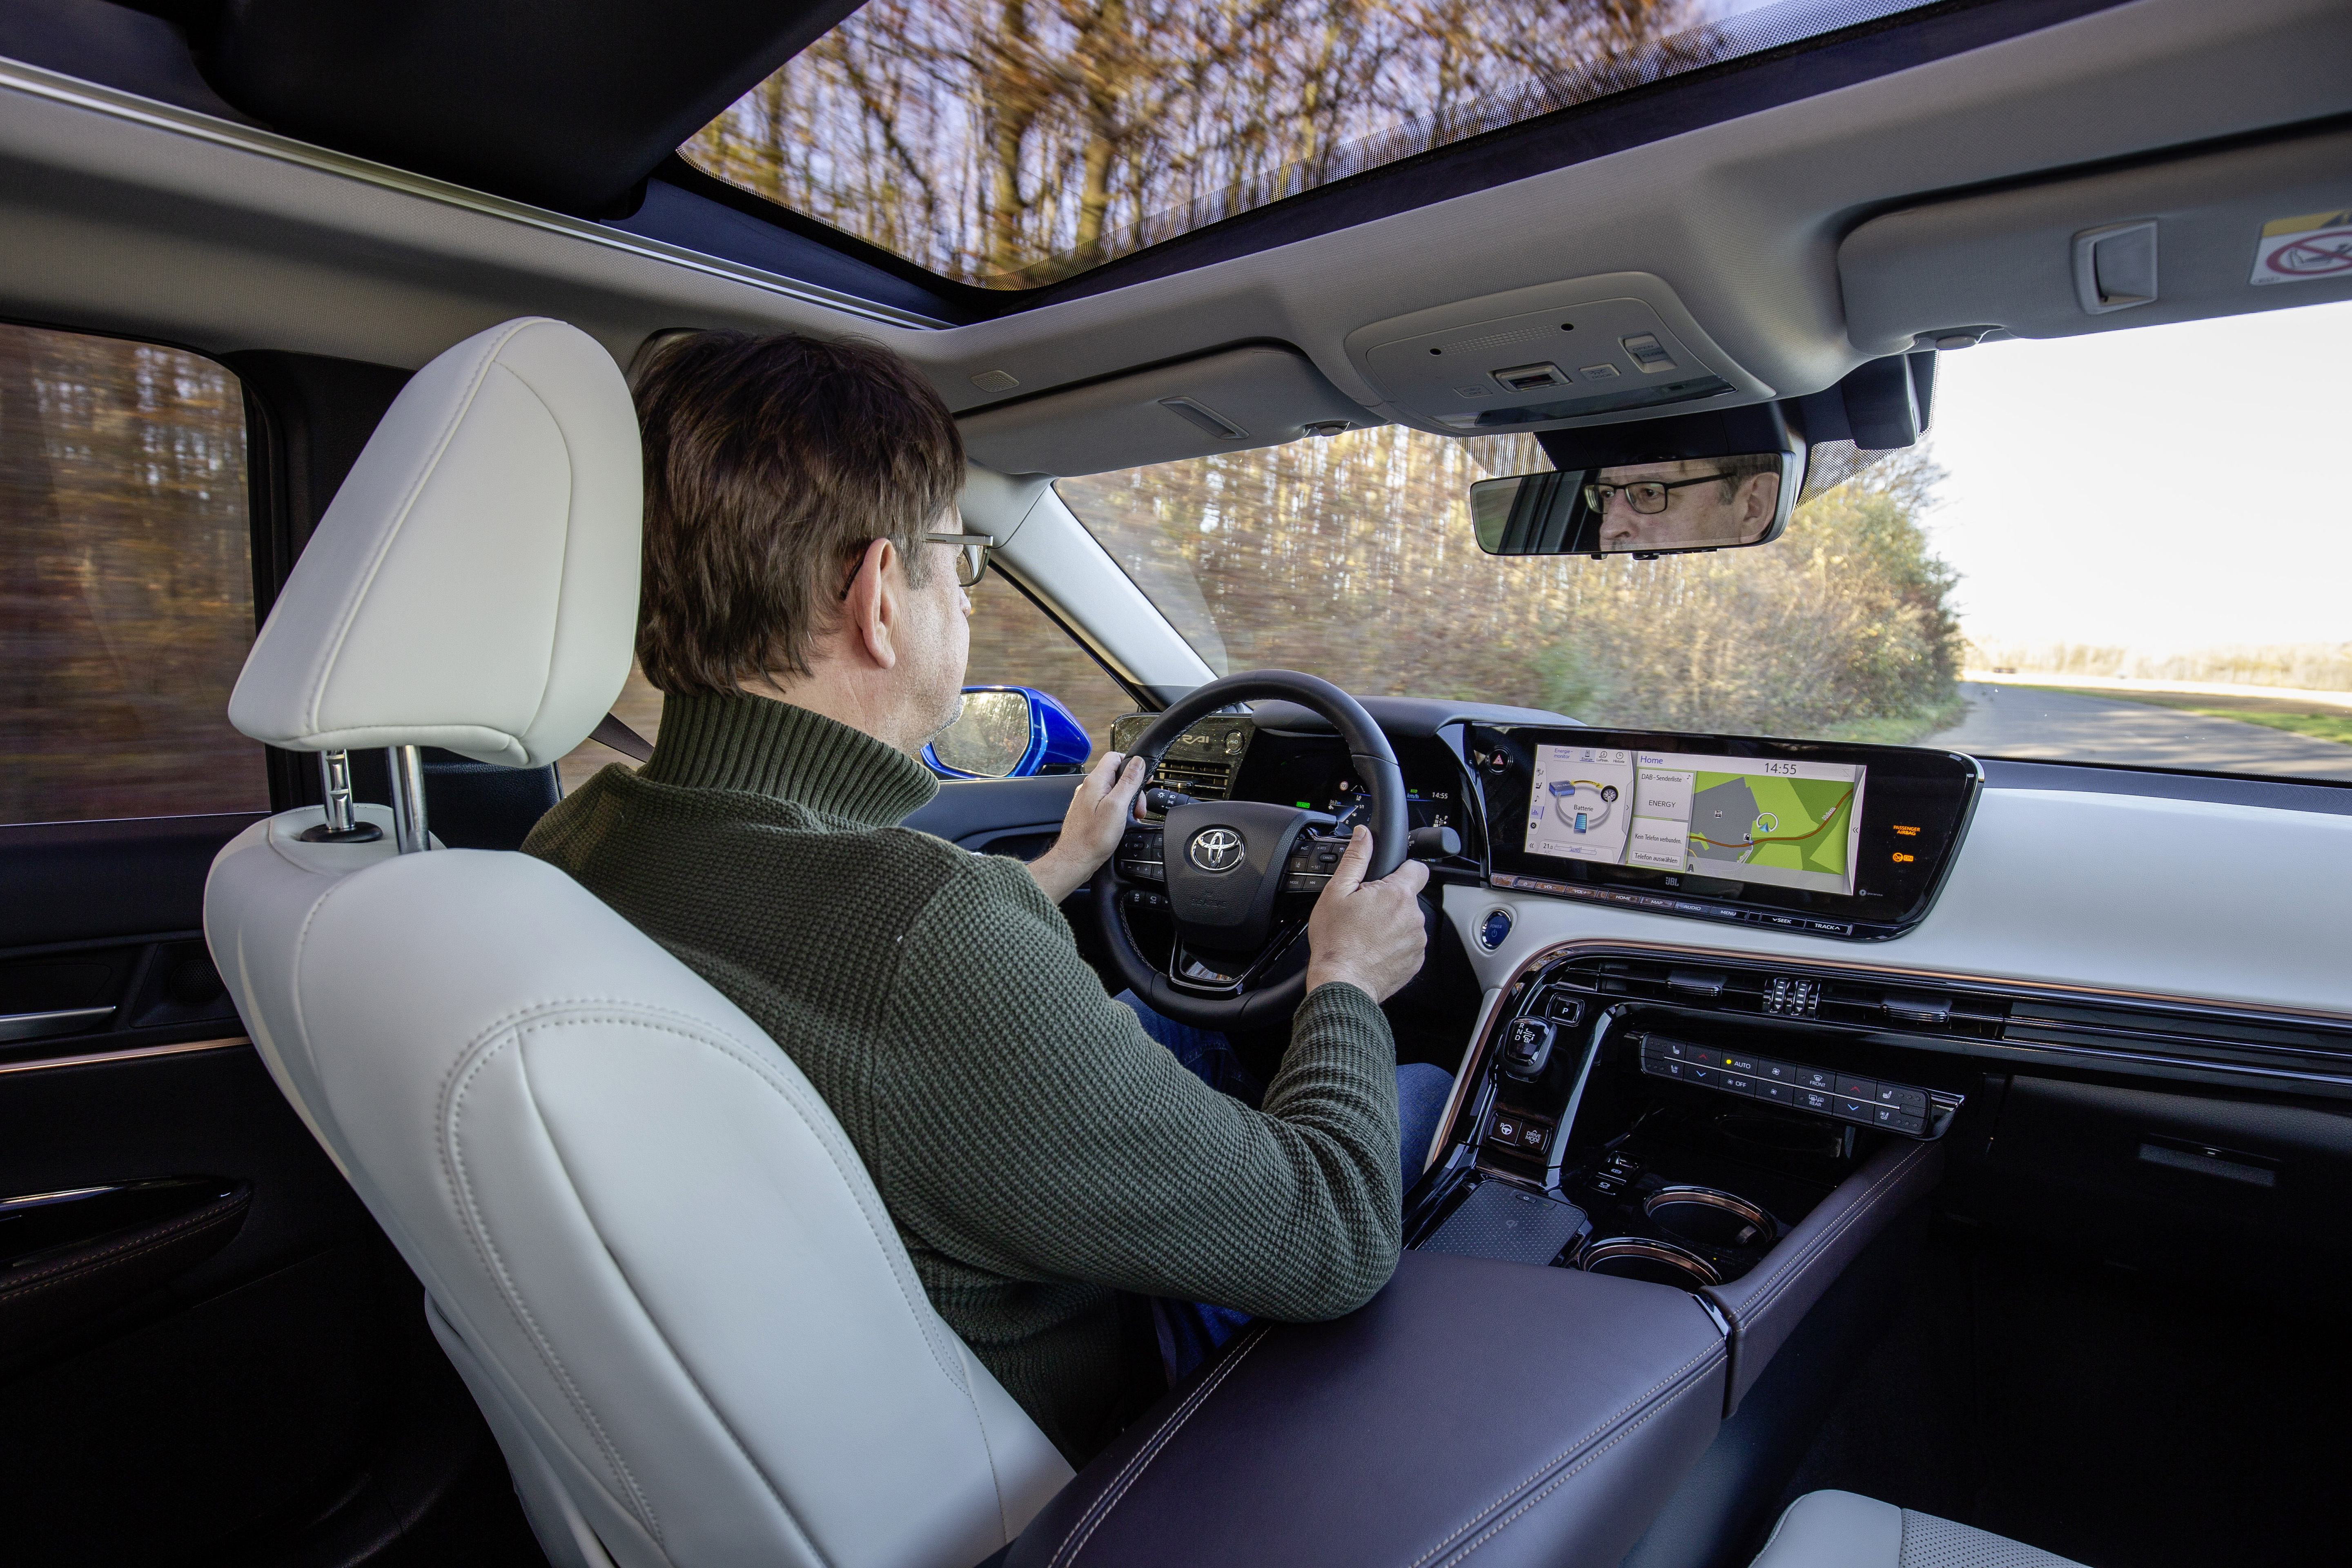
[{"x1": 2251, "y1": 209, "x2": 2352, "y2": 286}]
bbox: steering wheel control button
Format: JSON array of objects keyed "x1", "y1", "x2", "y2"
[
  {"x1": 1491, "y1": 1117, "x2": 1521, "y2": 1145},
  {"x1": 1477, "y1": 908, "x2": 1513, "y2": 950}
]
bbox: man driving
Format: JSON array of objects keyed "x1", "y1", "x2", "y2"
[
  {"x1": 1589, "y1": 453, "x2": 1782, "y2": 551},
  {"x1": 524, "y1": 330, "x2": 1448, "y2": 1463}
]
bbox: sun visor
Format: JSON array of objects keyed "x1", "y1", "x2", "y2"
[
  {"x1": 1840, "y1": 124, "x2": 2352, "y2": 355},
  {"x1": 958, "y1": 345, "x2": 1370, "y2": 477}
]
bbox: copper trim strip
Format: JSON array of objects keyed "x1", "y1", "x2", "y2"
[{"x1": 0, "y1": 1036, "x2": 251, "y2": 1077}]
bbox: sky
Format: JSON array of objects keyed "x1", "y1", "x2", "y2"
[{"x1": 1918, "y1": 294, "x2": 2352, "y2": 653}]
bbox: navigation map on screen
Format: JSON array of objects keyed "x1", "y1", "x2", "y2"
[{"x1": 1523, "y1": 742, "x2": 1866, "y2": 897}]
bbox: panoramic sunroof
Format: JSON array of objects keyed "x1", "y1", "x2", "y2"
[{"x1": 682, "y1": 0, "x2": 1939, "y2": 291}]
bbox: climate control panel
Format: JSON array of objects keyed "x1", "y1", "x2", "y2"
[{"x1": 1635, "y1": 1033, "x2": 1957, "y2": 1138}]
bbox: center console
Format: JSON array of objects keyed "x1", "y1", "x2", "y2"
[{"x1": 1407, "y1": 948, "x2": 1954, "y2": 1408}]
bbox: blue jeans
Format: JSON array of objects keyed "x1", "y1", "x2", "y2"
[{"x1": 1115, "y1": 991, "x2": 1454, "y2": 1381}]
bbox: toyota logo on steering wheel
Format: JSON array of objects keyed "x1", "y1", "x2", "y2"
[{"x1": 1188, "y1": 827, "x2": 1245, "y2": 872}]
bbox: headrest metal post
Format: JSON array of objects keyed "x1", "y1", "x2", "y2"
[
  {"x1": 387, "y1": 745, "x2": 431, "y2": 853},
  {"x1": 299, "y1": 749, "x2": 381, "y2": 844}
]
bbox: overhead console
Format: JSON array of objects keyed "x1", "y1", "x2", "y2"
[
  {"x1": 1343, "y1": 272, "x2": 1777, "y2": 435},
  {"x1": 1470, "y1": 724, "x2": 1980, "y2": 940}
]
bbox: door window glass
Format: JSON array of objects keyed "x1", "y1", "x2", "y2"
[
  {"x1": 964, "y1": 571, "x2": 1134, "y2": 759},
  {"x1": 0, "y1": 324, "x2": 265, "y2": 824}
]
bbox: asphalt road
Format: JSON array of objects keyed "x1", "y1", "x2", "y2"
[{"x1": 1923, "y1": 682, "x2": 2352, "y2": 781}]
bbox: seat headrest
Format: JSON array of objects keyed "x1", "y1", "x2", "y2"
[{"x1": 229, "y1": 318, "x2": 641, "y2": 768}]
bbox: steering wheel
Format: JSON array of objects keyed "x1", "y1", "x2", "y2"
[{"x1": 1091, "y1": 670, "x2": 1406, "y2": 1030}]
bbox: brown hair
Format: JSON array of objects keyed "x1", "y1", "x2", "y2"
[
  {"x1": 632, "y1": 330, "x2": 964, "y2": 696},
  {"x1": 1711, "y1": 451, "x2": 1781, "y2": 497}
]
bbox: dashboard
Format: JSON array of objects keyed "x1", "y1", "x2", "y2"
[
  {"x1": 1108, "y1": 709, "x2": 1981, "y2": 940},
  {"x1": 1102, "y1": 695, "x2": 2352, "y2": 1089}
]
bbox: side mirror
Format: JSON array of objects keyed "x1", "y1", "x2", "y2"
[{"x1": 924, "y1": 686, "x2": 1091, "y2": 780}]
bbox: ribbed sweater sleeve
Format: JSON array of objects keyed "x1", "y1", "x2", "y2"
[{"x1": 877, "y1": 851, "x2": 1403, "y2": 1321}]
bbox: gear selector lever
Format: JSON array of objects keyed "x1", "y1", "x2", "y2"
[{"x1": 1501, "y1": 1016, "x2": 1556, "y2": 1078}]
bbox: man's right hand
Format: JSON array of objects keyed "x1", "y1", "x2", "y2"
[{"x1": 1304, "y1": 826, "x2": 1430, "y2": 1003}]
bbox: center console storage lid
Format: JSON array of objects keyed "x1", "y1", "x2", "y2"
[{"x1": 1005, "y1": 1248, "x2": 1727, "y2": 1568}]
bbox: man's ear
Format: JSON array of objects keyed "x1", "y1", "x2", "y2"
[{"x1": 842, "y1": 537, "x2": 901, "y2": 670}]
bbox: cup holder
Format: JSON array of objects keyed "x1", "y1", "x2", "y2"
[
  {"x1": 1643, "y1": 1185, "x2": 1776, "y2": 1250},
  {"x1": 1576, "y1": 1236, "x2": 1722, "y2": 1291}
]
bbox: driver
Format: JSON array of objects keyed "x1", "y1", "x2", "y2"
[
  {"x1": 523, "y1": 330, "x2": 1447, "y2": 1464},
  {"x1": 1589, "y1": 453, "x2": 1781, "y2": 551}
]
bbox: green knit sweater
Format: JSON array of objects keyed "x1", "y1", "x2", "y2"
[{"x1": 522, "y1": 692, "x2": 1403, "y2": 1460}]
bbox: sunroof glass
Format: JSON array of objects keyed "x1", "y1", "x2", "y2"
[{"x1": 683, "y1": 0, "x2": 1937, "y2": 291}]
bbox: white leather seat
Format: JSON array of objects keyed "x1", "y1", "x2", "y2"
[
  {"x1": 204, "y1": 317, "x2": 1071, "y2": 1568},
  {"x1": 1753, "y1": 1492, "x2": 2089, "y2": 1568}
]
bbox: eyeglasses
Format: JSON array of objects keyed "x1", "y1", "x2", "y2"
[
  {"x1": 924, "y1": 531, "x2": 997, "y2": 588},
  {"x1": 1582, "y1": 473, "x2": 1731, "y2": 515},
  {"x1": 841, "y1": 532, "x2": 1000, "y2": 599}
]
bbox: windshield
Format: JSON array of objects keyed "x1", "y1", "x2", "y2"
[
  {"x1": 1060, "y1": 298, "x2": 2352, "y2": 781},
  {"x1": 682, "y1": 0, "x2": 1937, "y2": 290}
]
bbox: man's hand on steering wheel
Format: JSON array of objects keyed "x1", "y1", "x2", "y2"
[
  {"x1": 1304, "y1": 826, "x2": 1431, "y2": 1004},
  {"x1": 1028, "y1": 751, "x2": 1149, "y2": 904}
]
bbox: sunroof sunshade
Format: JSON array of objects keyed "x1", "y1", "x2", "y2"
[{"x1": 683, "y1": 0, "x2": 1937, "y2": 291}]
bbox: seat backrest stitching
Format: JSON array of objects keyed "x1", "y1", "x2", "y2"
[
  {"x1": 506, "y1": 1017, "x2": 836, "y2": 1568},
  {"x1": 440, "y1": 1029, "x2": 665, "y2": 1544},
  {"x1": 494, "y1": 1005, "x2": 972, "y2": 1392}
]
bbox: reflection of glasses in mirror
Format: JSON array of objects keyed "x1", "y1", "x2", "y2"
[{"x1": 1581, "y1": 473, "x2": 1732, "y2": 514}]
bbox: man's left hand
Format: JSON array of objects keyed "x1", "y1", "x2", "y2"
[{"x1": 1026, "y1": 751, "x2": 1148, "y2": 904}]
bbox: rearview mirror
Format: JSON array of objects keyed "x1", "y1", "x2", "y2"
[
  {"x1": 1470, "y1": 452, "x2": 1797, "y2": 558},
  {"x1": 924, "y1": 686, "x2": 1091, "y2": 780}
]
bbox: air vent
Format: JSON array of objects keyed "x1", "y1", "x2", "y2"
[
  {"x1": 2003, "y1": 999, "x2": 2352, "y2": 1072},
  {"x1": 1550, "y1": 957, "x2": 2006, "y2": 1038},
  {"x1": 1538, "y1": 953, "x2": 2352, "y2": 1079}
]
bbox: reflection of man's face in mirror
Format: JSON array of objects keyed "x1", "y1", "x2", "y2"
[{"x1": 1590, "y1": 458, "x2": 1781, "y2": 552}]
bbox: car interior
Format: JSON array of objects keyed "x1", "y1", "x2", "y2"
[{"x1": 2, "y1": 2, "x2": 2348, "y2": 1566}]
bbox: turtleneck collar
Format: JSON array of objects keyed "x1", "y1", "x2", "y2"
[{"x1": 637, "y1": 691, "x2": 940, "y2": 829}]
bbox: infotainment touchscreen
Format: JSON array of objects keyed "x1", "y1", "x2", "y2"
[
  {"x1": 1470, "y1": 724, "x2": 1978, "y2": 940},
  {"x1": 1523, "y1": 742, "x2": 1865, "y2": 898}
]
